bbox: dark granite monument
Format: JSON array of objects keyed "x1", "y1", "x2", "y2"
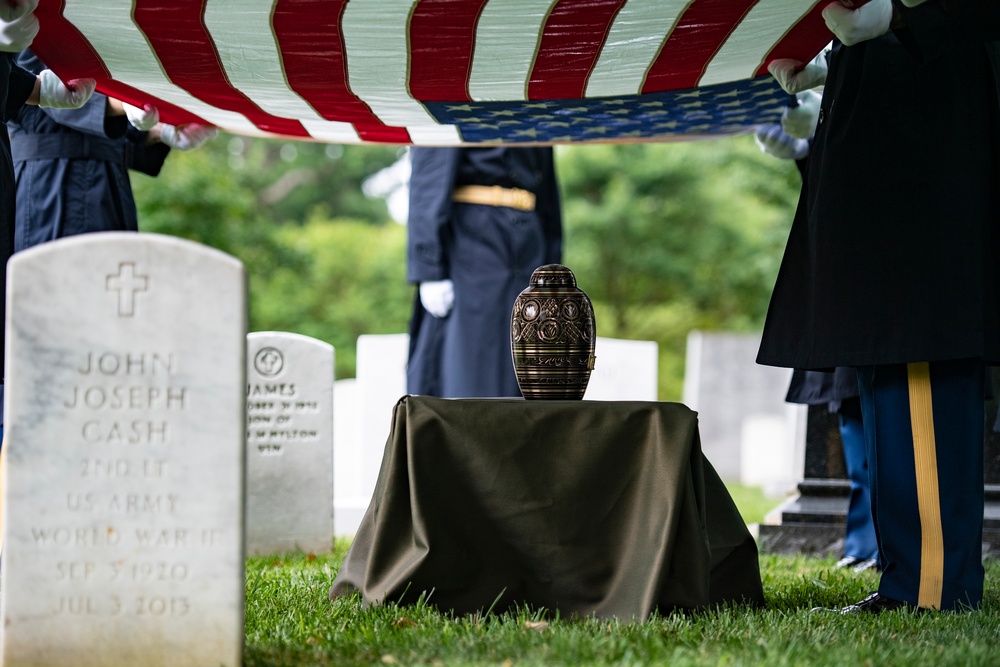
[{"x1": 758, "y1": 397, "x2": 1000, "y2": 558}]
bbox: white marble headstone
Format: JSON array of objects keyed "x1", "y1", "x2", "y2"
[
  {"x1": 584, "y1": 337, "x2": 659, "y2": 401},
  {"x1": 2, "y1": 233, "x2": 246, "y2": 667},
  {"x1": 333, "y1": 333, "x2": 408, "y2": 537},
  {"x1": 681, "y1": 330, "x2": 794, "y2": 482},
  {"x1": 246, "y1": 332, "x2": 334, "y2": 554},
  {"x1": 332, "y1": 377, "x2": 360, "y2": 536}
]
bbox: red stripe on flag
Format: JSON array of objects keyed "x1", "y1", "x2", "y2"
[
  {"x1": 30, "y1": 1, "x2": 109, "y2": 81},
  {"x1": 754, "y1": 2, "x2": 835, "y2": 76},
  {"x1": 642, "y1": 0, "x2": 759, "y2": 93},
  {"x1": 408, "y1": 0, "x2": 489, "y2": 103},
  {"x1": 133, "y1": 0, "x2": 309, "y2": 138},
  {"x1": 29, "y1": 1, "x2": 207, "y2": 126},
  {"x1": 528, "y1": 0, "x2": 627, "y2": 100},
  {"x1": 273, "y1": 0, "x2": 411, "y2": 143}
]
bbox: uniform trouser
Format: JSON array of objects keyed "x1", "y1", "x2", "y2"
[
  {"x1": 856, "y1": 360, "x2": 985, "y2": 610},
  {"x1": 839, "y1": 398, "x2": 878, "y2": 561}
]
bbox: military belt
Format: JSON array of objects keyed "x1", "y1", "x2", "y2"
[
  {"x1": 9, "y1": 133, "x2": 124, "y2": 163},
  {"x1": 452, "y1": 185, "x2": 536, "y2": 212}
]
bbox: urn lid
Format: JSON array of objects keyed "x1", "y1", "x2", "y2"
[{"x1": 529, "y1": 264, "x2": 576, "y2": 287}]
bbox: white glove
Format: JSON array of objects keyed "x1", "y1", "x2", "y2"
[
  {"x1": 822, "y1": 0, "x2": 893, "y2": 46},
  {"x1": 38, "y1": 70, "x2": 96, "y2": 109},
  {"x1": 0, "y1": 0, "x2": 39, "y2": 52},
  {"x1": 767, "y1": 49, "x2": 829, "y2": 95},
  {"x1": 159, "y1": 123, "x2": 218, "y2": 150},
  {"x1": 755, "y1": 125, "x2": 810, "y2": 161},
  {"x1": 419, "y1": 279, "x2": 455, "y2": 318},
  {"x1": 898, "y1": 0, "x2": 927, "y2": 5},
  {"x1": 781, "y1": 90, "x2": 822, "y2": 139},
  {"x1": 123, "y1": 102, "x2": 159, "y2": 131}
]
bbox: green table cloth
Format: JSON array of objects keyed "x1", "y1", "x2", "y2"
[{"x1": 329, "y1": 396, "x2": 764, "y2": 619}]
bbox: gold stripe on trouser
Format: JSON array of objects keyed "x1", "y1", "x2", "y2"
[{"x1": 907, "y1": 362, "x2": 944, "y2": 609}]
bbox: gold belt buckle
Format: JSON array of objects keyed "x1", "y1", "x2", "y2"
[{"x1": 508, "y1": 188, "x2": 536, "y2": 211}]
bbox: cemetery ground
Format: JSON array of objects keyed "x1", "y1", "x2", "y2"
[{"x1": 244, "y1": 489, "x2": 1000, "y2": 667}]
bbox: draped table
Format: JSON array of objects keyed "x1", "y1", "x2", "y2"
[{"x1": 329, "y1": 396, "x2": 764, "y2": 619}]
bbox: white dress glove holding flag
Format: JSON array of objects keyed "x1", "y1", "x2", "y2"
[
  {"x1": 755, "y1": 125, "x2": 810, "y2": 161},
  {"x1": 822, "y1": 0, "x2": 893, "y2": 46},
  {"x1": 38, "y1": 70, "x2": 96, "y2": 109},
  {"x1": 159, "y1": 124, "x2": 218, "y2": 151},
  {"x1": 768, "y1": 51, "x2": 828, "y2": 95},
  {"x1": 123, "y1": 103, "x2": 160, "y2": 131},
  {"x1": 0, "y1": 0, "x2": 39, "y2": 52},
  {"x1": 419, "y1": 279, "x2": 455, "y2": 318},
  {"x1": 782, "y1": 90, "x2": 823, "y2": 140}
]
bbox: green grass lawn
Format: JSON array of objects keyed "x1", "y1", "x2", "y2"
[
  {"x1": 723, "y1": 483, "x2": 784, "y2": 526},
  {"x1": 245, "y1": 544, "x2": 1000, "y2": 667}
]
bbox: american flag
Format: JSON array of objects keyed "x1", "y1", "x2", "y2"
[{"x1": 30, "y1": 0, "x2": 835, "y2": 145}]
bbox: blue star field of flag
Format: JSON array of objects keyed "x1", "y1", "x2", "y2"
[{"x1": 425, "y1": 76, "x2": 794, "y2": 144}]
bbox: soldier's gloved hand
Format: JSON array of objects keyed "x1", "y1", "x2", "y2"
[
  {"x1": 123, "y1": 102, "x2": 160, "y2": 131},
  {"x1": 419, "y1": 279, "x2": 455, "y2": 318},
  {"x1": 767, "y1": 47, "x2": 829, "y2": 95},
  {"x1": 0, "y1": 0, "x2": 39, "y2": 52},
  {"x1": 823, "y1": 0, "x2": 893, "y2": 45},
  {"x1": 782, "y1": 90, "x2": 822, "y2": 139},
  {"x1": 38, "y1": 70, "x2": 96, "y2": 109},
  {"x1": 755, "y1": 124, "x2": 810, "y2": 161},
  {"x1": 158, "y1": 123, "x2": 218, "y2": 150}
]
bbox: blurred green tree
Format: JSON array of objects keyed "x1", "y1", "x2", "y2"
[
  {"x1": 140, "y1": 136, "x2": 402, "y2": 227},
  {"x1": 131, "y1": 133, "x2": 801, "y2": 397},
  {"x1": 557, "y1": 136, "x2": 801, "y2": 398},
  {"x1": 251, "y1": 215, "x2": 411, "y2": 381},
  {"x1": 131, "y1": 139, "x2": 412, "y2": 382}
]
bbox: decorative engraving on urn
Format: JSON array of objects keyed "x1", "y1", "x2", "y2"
[{"x1": 510, "y1": 264, "x2": 597, "y2": 400}]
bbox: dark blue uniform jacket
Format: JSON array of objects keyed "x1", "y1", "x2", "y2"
[
  {"x1": 8, "y1": 50, "x2": 169, "y2": 252},
  {"x1": 406, "y1": 147, "x2": 563, "y2": 398}
]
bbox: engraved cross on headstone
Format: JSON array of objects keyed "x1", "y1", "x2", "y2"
[{"x1": 106, "y1": 261, "x2": 148, "y2": 317}]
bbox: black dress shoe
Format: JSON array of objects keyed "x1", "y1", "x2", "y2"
[{"x1": 839, "y1": 592, "x2": 914, "y2": 614}]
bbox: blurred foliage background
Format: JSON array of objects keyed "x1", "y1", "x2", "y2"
[{"x1": 132, "y1": 134, "x2": 802, "y2": 400}]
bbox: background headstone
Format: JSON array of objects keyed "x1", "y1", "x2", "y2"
[
  {"x1": 681, "y1": 330, "x2": 794, "y2": 482},
  {"x1": 2, "y1": 233, "x2": 246, "y2": 667},
  {"x1": 584, "y1": 337, "x2": 659, "y2": 401},
  {"x1": 332, "y1": 378, "x2": 359, "y2": 536},
  {"x1": 739, "y1": 407, "x2": 806, "y2": 497},
  {"x1": 246, "y1": 332, "x2": 334, "y2": 554},
  {"x1": 334, "y1": 334, "x2": 408, "y2": 537}
]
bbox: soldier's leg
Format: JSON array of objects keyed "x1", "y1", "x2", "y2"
[{"x1": 856, "y1": 360, "x2": 985, "y2": 611}]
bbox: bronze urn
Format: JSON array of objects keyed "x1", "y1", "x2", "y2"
[{"x1": 510, "y1": 264, "x2": 596, "y2": 400}]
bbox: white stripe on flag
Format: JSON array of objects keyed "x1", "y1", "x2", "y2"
[
  {"x1": 299, "y1": 120, "x2": 366, "y2": 144},
  {"x1": 699, "y1": 0, "x2": 822, "y2": 86},
  {"x1": 468, "y1": 0, "x2": 556, "y2": 102},
  {"x1": 585, "y1": 0, "x2": 689, "y2": 98},
  {"x1": 407, "y1": 124, "x2": 469, "y2": 145},
  {"x1": 342, "y1": 0, "x2": 461, "y2": 142},
  {"x1": 203, "y1": 0, "x2": 360, "y2": 142},
  {"x1": 63, "y1": 0, "x2": 267, "y2": 136}
]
